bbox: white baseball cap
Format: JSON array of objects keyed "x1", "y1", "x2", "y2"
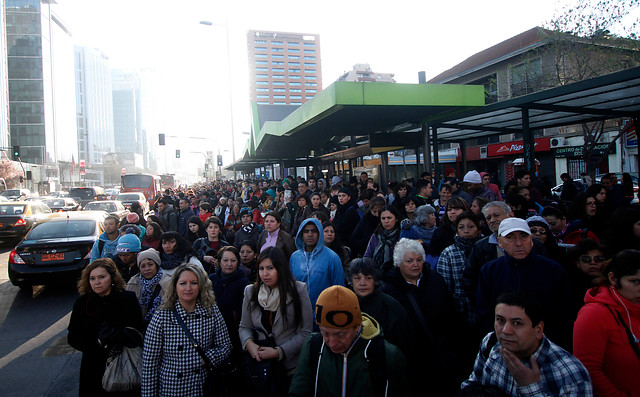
[{"x1": 498, "y1": 217, "x2": 531, "y2": 237}]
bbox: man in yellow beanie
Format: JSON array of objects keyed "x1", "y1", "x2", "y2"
[{"x1": 289, "y1": 285, "x2": 409, "y2": 397}]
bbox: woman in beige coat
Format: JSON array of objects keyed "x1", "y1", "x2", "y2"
[
  {"x1": 238, "y1": 246, "x2": 313, "y2": 395},
  {"x1": 126, "y1": 248, "x2": 171, "y2": 327}
]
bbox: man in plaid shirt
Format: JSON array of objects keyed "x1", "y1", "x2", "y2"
[{"x1": 462, "y1": 290, "x2": 592, "y2": 396}]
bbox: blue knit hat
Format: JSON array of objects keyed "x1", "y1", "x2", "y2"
[{"x1": 116, "y1": 233, "x2": 141, "y2": 253}]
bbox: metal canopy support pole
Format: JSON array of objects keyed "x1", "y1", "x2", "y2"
[
  {"x1": 415, "y1": 146, "x2": 421, "y2": 177},
  {"x1": 432, "y1": 126, "x2": 440, "y2": 183},
  {"x1": 635, "y1": 117, "x2": 640, "y2": 195},
  {"x1": 380, "y1": 151, "x2": 389, "y2": 191},
  {"x1": 522, "y1": 107, "x2": 535, "y2": 173},
  {"x1": 460, "y1": 140, "x2": 467, "y2": 176},
  {"x1": 280, "y1": 161, "x2": 285, "y2": 180},
  {"x1": 422, "y1": 123, "x2": 431, "y2": 176}
]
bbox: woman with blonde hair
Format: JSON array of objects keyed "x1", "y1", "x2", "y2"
[
  {"x1": 141, "y1": 263, "x2": 232, "y2": 397},
  {"x1": 67, "y1": 258, "x2": 144, "y2": 396}
]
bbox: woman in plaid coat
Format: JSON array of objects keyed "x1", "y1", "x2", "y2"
[{"x1": 142, "y1": 263, "x2": 232, "y2": 397}]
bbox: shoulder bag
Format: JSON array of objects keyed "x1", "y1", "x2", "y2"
[{"x1": 101, "y1": 327, "x2": 143, "y2": 392}]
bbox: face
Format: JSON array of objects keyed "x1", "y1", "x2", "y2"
[
  {"x1": 179, "y1": 199, "x2": 189, "y2": 210},
  {"x1": 498, "y1": 231, "x2": 533, "y2": 260},
  {"x1": 399, "y1": 251, "x2": 424, "y2": 282},
  {"x1": 206, "y1": 223, "x2": 220, "y2": 240},
  {"x1": 370, "y1": 205, "x2": 382, "y2": 217},
  {"x1": 162, "y1": 238, "x2": 177, "y2": 254},
  {"x1": 220, "y1": 251, "x2": 239, "y2": 275},
  {"x1": 241, "y1": 214, "x2": 252, "y2": 226},
  {"x1": 576, "y1": 249, "x2": 606, "y2": 277},
  {"x1": 320, "y1": 326, "x2": 360, "y2": 354},
  {"x1": 380, "y1": 210, "x2": 397, "y2": 230},
  {"x1": 543, "y1": 215, "x2": 566, "y2": 235},
  {"x1": 302, "y1": 223, "x2": 319, "y2": 248},
  {"x1": 323, "y1": 226, "x2": 335, "y2": 245},
  {"x1": 352, "y1": 273, "x2": 375, "y2": 297},
  {"x1": 596, "y1": 188, "x2": 606, "y2": 203},
  {"x1": 518, "y1": 189, "x2": 531, "y2": 201},
  {"x1": 422, "y1": 184, "x2": 433, "y2": 198},
  {"x1": 483, "y1": 207, "x2": 509, "y2": 235},
  {"x1": 482, "y1": 175, "x2": 491, "y2": 186},
  {"x1": 611, "y1": 270, "x2": 640, "y2": 304},
  {"x1": 118, "y1": 252, "x2": 137, "y2": 266},
  {"x1": 264, "y1": 215, "x2": 279, "y2": 233},
  {"x1": 309, "y1": 180, "x2": 317, "y2": 189},
  {"x1": 299, "y1": 184, "x2": 308, "y2": 195},
  {"x1": 311, "y1": 195, "x2": 321, "y2": 207},
  {"x1": 232, "y1": 204, "x2": 240, "y2": 214},
  {"x1": 258, "y1": 258, "x2": 279, "y2": 288},
  {"x1": 529, "y1": 226, "x2": 548, "y2": 243},
  {"x1": 146, "y1": 224, "x2": 155, "y2": 236},
  {"x1": 157, "y1": 202, "x2": 166, "y2": 212},
  {"x1": 321, "y1": 193, "x2": 329, "y2": 204},
  {"x1": 188, "y1": 223, "x2": 199, "y2": 233},
  {"x1": 601, "y1": 178, "x2": 612, "y2": 189},
  {"x1": 104, "y1": 219, "x2": 118, "y2": 234},
  {"x1": 337, "y1": 192, "x2": 349, "y2": 205},
  {"x1": 89, "y1": 266, "x2": 112, "y2": 297},
  {"x1": 427, "y1": 213, "x2": 437, "y2": 227},
  {"x1": 494, "y1": 304, "x2": 543, "y2": 359},
  {"x1": 297, "y1": 197, "x2": 307, "y2": 207},
  {"x1": 634, "y1": 220, "x2": 640, "y2": 239},
  {"x1": 397, "y1": 186, "x2": 407, "y2": 198},
  {"x1": 457, "y1": 219, "x2": 480, "y2": 239},
  {"x1": 447, "y1": 207, "x2": 464, "y2": 223},
  {"x1": 240, "y1": 245, "x2": 256, "y2": 264},
  {"x1": 405, "y1": 201, "x2": 416, "y2": 214},
  {"x1": 139, "y1": 258, "x2": 159, "y2": 279},
  {"x1": 470, "y1": 200, "x2": 481, "y2": 215},
  {"x1": 585, "y1": 197, "x2": 597, "y2": 217},
  {"x1": 517, "y1": 174, "x2": 531, "y2": 187},
  {"x1": 176, "y1": 270, "x2": 199, "y2": 306},
  {"x1": 439, "y1": 188, "x2": 452, "y2": 203}
]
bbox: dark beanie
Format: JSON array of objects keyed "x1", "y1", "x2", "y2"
[{"x1": 338, "y1": 187, "x2": 352, "y2": 197}]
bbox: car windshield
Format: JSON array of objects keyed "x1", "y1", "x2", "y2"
[
  {"x1": 117, "y1": 194, "x2": 141, "y2": 201},
  {"x1": 44, "y1": 199, "x2": 66, "y2": 207},
  {"x1": 0, "y1": 204, "x2": 26, "y2": 215},
  {"x1": 85, "y1": 203, "x2": 115, "y2": 212},
  {"x1": 1, "y1": 190, "x2": 21, "y2": 197},
  {"x1": 26, "y1": 220, "x2": 96, "y2": 239}
]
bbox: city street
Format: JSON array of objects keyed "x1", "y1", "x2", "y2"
[{"x1": 0, "y1": 242, "x2": 80, "y2": 396}]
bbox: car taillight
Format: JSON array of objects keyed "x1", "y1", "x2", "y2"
[
  {"x1": 9, "y1": 250, "x2": 25, "y2": 264},
  {"x1": 57, "y1": 209, "x2": 64, "y2": 212},
  {"x1": 14, "y1": 219, "x2": 26, "y2": 226}
]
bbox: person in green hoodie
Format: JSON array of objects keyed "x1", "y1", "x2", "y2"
[{"x1": 289, "y1": 285, "x2": 409, "y2": 397}]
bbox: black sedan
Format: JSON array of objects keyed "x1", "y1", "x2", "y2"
[
  {"x1": 43, "y1": 198, "x2": 81, "y2": 212},
  {"x1": 8, "y1": 211, "x2": 107, "y2": 289},
  {"x1": 0, "y1": 201, "x2": 52, "y2": 241}
]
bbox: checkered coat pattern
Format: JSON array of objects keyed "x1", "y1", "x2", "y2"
[
  {"x1": 436, "y1": 242, "x2": 475, "y2": 326},
  {"x1": 141, "y1": 301, "x2": 232, "y2": 397}
]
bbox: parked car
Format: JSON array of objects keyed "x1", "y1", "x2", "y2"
[
  {"x1": 49, "y1": 191, "x2": 69, "y2": 198},
  {"x1": 8, "y1": 211, "x2": 107, "y2": 288},
  {"x1": 105, "y1": 188, "x2": 120, "y2": 200},
  {"x1": 83, "y1": 200, "x2": 129, "y2": 221},
  {"x1": 116, "y1": 192, "x2": 149, "y2": 213},
  {"x1": 0, "y1": 201, "x2": 52, "y2": 241},
  {"x1": 69, "y1": 186, "x2": 107, "y2": 208},
  {"x1": 0, "y1": 189, "x2": 31, "y2": 201},
  {"x1": 43, "y1": 198, "x2": 81, "y2": 212}
]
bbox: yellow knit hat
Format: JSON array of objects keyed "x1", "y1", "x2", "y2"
[{"x1": 315, "y1": 286, "x2": 362, "y2": 328}]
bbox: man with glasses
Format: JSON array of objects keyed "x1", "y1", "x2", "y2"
[{"x1": 476, "y1": 218, "x2": 573, "y2": 350}]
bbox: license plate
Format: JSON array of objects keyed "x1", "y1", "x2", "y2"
[{"x1": 41, "y1": 253, "x2": 65, "y2": 261}]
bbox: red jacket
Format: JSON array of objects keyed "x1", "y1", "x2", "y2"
[{"x1": 574, "y1": 286, "x2": 640, "y2": 397}]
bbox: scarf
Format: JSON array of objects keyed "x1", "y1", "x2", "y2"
[
  {"x1": 257, "y1": 284, "x2": 280, "y2": 312},
  {"x1": 373, "y1": 228, "x2": 399, "y2": 268},
  {"x1": 242, "y1": 221, "x2": 257, "y2": 234},
  {"x1": 161, "y1": 252, "x2": 185, "y2": 270},
  {"x1": 454, "y1": 235, "x2": 484, "y2": 257},
  {"x1": 139, "y1": 269, "x2": 164, "y2": 323}
]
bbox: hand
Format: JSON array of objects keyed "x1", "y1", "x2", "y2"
[
  {"x1": 500, "y1": 347, "x2": 540, "y2": 386},
  {"x1": 203, "y1": 256, "x2": 215, "y2": 264},
  {"x1": 257, "y1": 346, "x2": 279, "y2": 361},
  {"x1": 246, "y1": 341, "x2": 262, "y2": 362}
]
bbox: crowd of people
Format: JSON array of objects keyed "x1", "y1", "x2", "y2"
[{"x1": 67, "y1": 168, "x2": 640, "y2": 396}]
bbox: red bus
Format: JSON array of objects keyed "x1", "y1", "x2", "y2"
[
  {"x1": 160, "y1": 174, "x2": 175, "y2": 190},
  {"x1": 120, "y1": 174, "x2": 162, "y2": 205}
]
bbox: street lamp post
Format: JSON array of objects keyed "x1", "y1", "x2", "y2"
[{"x1": 199, "y1": 20, "x2": 237, "y2": 181}]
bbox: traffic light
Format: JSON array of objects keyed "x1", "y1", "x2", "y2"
[
  {"x1": 217, "y1": 155, "x2": 223, "y2": 166},
  {"x1": 176, "y1": 150, "x2": 181, "y2": 158},
  {"x1": 12, "y1": 146, "x2": 19, "y2": 161},
  {"x1": 205, "y1": 164, "x2": 209, "y2": 171},
  {"x1": 159, "y1": 134, "x2": 165, "y2": 146}
]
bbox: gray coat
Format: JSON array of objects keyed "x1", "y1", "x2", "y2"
[{"x1": 238, "y1": 281, "x2": 313, "y2": 371}]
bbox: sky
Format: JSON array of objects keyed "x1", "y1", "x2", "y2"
[{"x1": 54, "y1": 0, "x2": 590, "y2": 171}]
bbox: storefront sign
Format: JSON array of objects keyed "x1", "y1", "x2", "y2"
[
  {"x1": 487, "y1": 137, "x2": 551, "y2": 157},
  {"x1": 554, "y1": 143, "x2": 616, "y2": 158}
]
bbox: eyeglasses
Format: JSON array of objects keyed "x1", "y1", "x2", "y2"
[
  {"x1": 531, "y1": 229, "x2": 547, "y2": 235},
  {"x1": 578, "y1": 255, "x2": 606, "y2": 264}
]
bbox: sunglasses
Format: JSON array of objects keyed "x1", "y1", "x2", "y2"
[{"x1": 578, "y1": 255, "x2": 606, "y2": 264}]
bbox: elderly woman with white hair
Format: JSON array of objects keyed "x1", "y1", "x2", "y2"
[{"x1": 380, "y1": 238, "x2": 460, "y2": 397}]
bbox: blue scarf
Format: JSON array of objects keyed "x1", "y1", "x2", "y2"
[
  {"x1": 139, "y1": 269, "x2": 164, "y2": 323},
  {"x1": 161, "y1": 252, "x2": 184, "y2": 270}
]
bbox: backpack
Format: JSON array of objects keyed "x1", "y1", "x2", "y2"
[{"x1": 308, "y1": 333, "x2": 388, "y2": 397}]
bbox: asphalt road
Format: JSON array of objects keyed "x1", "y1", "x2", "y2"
[{"x1": 0, "y1": 240, "x2": 81, "y2": 396}]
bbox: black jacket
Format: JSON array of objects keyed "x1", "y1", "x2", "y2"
[
  {"x1": 332, "y1": 201, "x2": 360, "y2": 248},
  {"x1": 349, "y1": 212, "x2": 380, "y2": 257}
]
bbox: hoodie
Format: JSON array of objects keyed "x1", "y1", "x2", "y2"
[
  {"x1": 90, "y1": 231, "x2": 119, "y2": 262},
  {"x1": 574, "y1": 286, "x2": 640, "y2": 396},
  {"x1": 289, "y1": 218, "x2": 344, "y2": 311}
]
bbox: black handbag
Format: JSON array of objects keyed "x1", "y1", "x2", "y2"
[
  {"x1": 172, "y1": 310, "x2": 238, "y2": 397},
  {"x1": 242, "y1": 328, "x2": 285, "y2": 397}
]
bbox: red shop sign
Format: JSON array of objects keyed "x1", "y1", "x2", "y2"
[{"x1": 487, "y1": 137, "x2": 551, "y2": 157}]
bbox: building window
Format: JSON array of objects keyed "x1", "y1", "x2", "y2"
[
  {"x1": 288, "y1": 69, "x2": 300, "y2": 73},
  {"x1": 272, "y1": 68, "x2": 284, "y2": 72},
  {"x1": 256, "y1": 81, "x2": 269, "y2": 85},
  {"x1": 305, "y1": 56, "x2": 316, "y2": 60},
  {"x1": 273, "y1": 81, "x2": 285, "y2": 85},
  {"x1": 290, "y1": 82, "x2": 301, "y2": 86},
  {"x1": 306, "y1": 82, "x2": 317, "y2": 86},
  {"x1": 290, "y1": 75, "x2": 301, "y2": 79},
  {"x1": 469, "y1": 74, "x2": 498, "y2": 104},
  {"x1": 288, "y1": 55, "x2": 300, "y2": 60},
  {"x1": 256, "y1": 95, "x2": 270, "y2": 99},
  {"x1": 304, "y1": 63, "x2": 316, "y2": 67},
  {"x1": 303, "y1": 42, "x2": 315, "y2": 47},
  {"x1": 305, "y1": 69, "x2": 315, "y2": 74},
  {"x1": 305, "y1": 76, "x2": 317, "y2": 80},
  {"x1": 272, "y1": 47, "x2": 284, "y2": 52},
  {"x1": 272, "y1": 61, "x2": 284, "y2": 65},
  {"x1": 272, "y1": 54, "x2": 284, "y2": 59},
  {"x1": 256, "y1": 74, "x2": 268, "y2": 78},
  {"x1": 257, "y1": 101, "x2": 270, "y2": 104},
  {"x1": 288, "y1": 62, "x2": 300, "y2": 66},
  {"x1": 256, "y1": 88, "x2": 269, "y2": 92},
  {"x1": 272, "y1": 41, "x2": 284, "y2": 45},
  {"x1": 509, "y1": 59, "x2": 542, "y2": 97},
  {"x1": 288, "y1": 42, "x2": 299, "y2": 46},
  {"x1": 256, "y1": 60, "x2": 268, "y2": 65},
  {"x1": 274, "y1": 95, "x2": 286, "y2": 99},
  {"x1": 255, "y1": 47, "x2": 267, "y2": 51},
  {"x1": 291, "y1": 102, "x2": 302, "y2": 105},
  {"x1": 304, "y1": 49, "x2": 315, "y2": 53},
  {"x1": 273, "y1": 88, "x2": 285, "y2": 92},
  {"x1": 256, "y1": 67, "x2": 268, "y2": 71},
  {"x1": 290, "y1": 95, "x2": 302, "y2": 99},
  {"x1": 255, "y1": 40, "x2": 267, "y2": 44},
  {"x1": 255, "y1": 54, "x2": 267, "y2": 58},
  {"x1": 290, "y1": 89, "x2": 301, "y2": 92},
  {"x1": 274, "y1": 75, "x2": 285, "y2": 79},
  {"x1": 288, "y1": 48, "x2": 300, "y2": 53},
  {"x1": 305, "y1": 89, "x2": 317, "y2": 93}
]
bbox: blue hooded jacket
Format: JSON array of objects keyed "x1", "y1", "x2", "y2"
[
  {"x1": 289, "y1": 218, "x2": 344, "y2": 311},
  {"x1": 90, "y1": 231, "x2": 120, "y2": 262}
]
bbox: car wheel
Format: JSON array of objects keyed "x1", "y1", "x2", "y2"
[{"x1": 8, "y1": 267, "x2": 31, "y2": 290}]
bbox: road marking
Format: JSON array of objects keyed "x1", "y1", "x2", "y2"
[{"x1": 0, "y1": 311, "x2": 71, "y2": 370}]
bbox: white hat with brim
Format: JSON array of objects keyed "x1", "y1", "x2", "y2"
[{"x1": 498, "y1": 217, "x2": 532, "y2": 237}]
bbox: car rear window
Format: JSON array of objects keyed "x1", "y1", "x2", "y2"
[
  {"x1": 0, "y1": 204, "x2": 26, "y2": 215},
  {"x1": 44, "y1": 199, "x2": 65, "y2": 207},
  {"x1": 85, "y1": 203, "x2": 115, "y2": 212},
  {"x1": 70, "y1": 188, "x2": 95, "y2": 199},
  {"x1": 1, "y1": 190, "x2": 20, "y2": 197},
  {"x1": 26, "y1": 220, "x2": 96, "y2": 239},
  {"x1": 117, "y1": 194, "x2": 141, "y2": 200}
]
